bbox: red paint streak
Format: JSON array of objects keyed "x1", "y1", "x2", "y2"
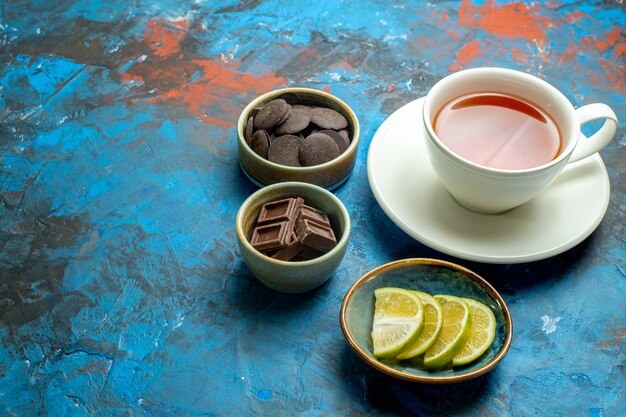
[
  {"x1": 510, "y1": 48, "x2": 528, "y2": 65},
  {"x1": 445, "y1": 29, "x2": 461, "y2": 41},
  {"x1": 591, "y1": 61, "x2": 625, "y2": 94},
  {"x1": 449, "y1": 40, "x2": 481, "y2": 72},
  {"x1": 198, "y1": 114, "x2": 235, "y2": 128},
  {"x1": 604, "y1": 28, "x2": 626, "y2": 60},
  {"x1": 595, "y1": 41, "x2": 608, "y2": 50},
  {"x1": 159, "y1": 59, "x2": 285, "y2": 127},
  {"x1": 606, "y1": 27, "x2": 623, "y2": 47},
  {"x1": 332, "y1": 60, "x2": 356, "y2": 72},
  {"x1": 558, "y1": 44, "x2": 578, "y2": 64},
  {"x1": 565, "y1": 11, "x2": 585, "y2": 23},
  {"x1": 581, "y1": 35, "x2": 600, "y2": 50},
  {"x1": 511, "y1": 48, "x2": 528, "y2": 64},
  {"x1": 119, "y1": 72, "x2": 144, "y2": 85},
  {"x1": 598, "y1": 323, "x2": 626, "y2": 348},
  {"x1": 142, "y1": 19, "x2": 188, "y2": 58},
  {"x1": 458, "y1": 0, "x2": 551, "y2": 42},
  {"x1": 120, "y1": 18, "x2": 286, "y2": 127},
  {"x1": 574, "y1": 29, "x2": 624, "y2": 54},
  {"x1": 557, "y1": 27, "x2": 625, "y2": 95}
]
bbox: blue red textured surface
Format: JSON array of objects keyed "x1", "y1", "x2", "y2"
[{"x1": 0, "y1": 1, "x2": 624, "y2": 416}]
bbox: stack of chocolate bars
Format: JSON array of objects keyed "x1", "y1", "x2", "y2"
[{"x1": 249, "y1": 197, "x2": 337, "y2": 261}]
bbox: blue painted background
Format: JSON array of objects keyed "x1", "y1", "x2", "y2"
[{"x1": 0, "y1": 1, "x2": 624, "y2": 416}]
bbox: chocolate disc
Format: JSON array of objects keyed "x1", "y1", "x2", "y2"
[
  {"x1": 268, "y1": 135, "x2": 303, "y2": 167},
  {"x1": 250, "y1": 129, "x2": 270, "y2": 159},
  {"x1": 318, "y1": 129, "x2": 350, "y2": 153},
  {"x1": 310, "y1": 107, "x2": 348, "y2": 130},
  {"x1": 253, "y1": 99, "x2": 290, "y2": 130},
  {"x1": 276, "y1": 104, "x2": 292, "y2": 126},
  {"x1": 244, "y1": 115, "x2": 254, "y2": 145},
  {"x1": 299, "y1": 132, "x2": 340, "y2": 166},
  {"x1": 276, "y1": 105, "x2": 312, "y2": 135},
  {"x1": 274, "y1": 92, "x2": 299, "y2": 104}
]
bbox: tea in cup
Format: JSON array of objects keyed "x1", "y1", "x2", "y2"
[{"x1": 422, "y1": 67, "x2": 618, "y2": 213}]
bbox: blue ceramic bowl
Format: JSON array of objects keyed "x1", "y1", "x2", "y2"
[{"x1": 340, "y1": 258, "x2": 513, "y2": 383}]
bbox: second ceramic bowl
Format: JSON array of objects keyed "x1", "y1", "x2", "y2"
[
  {"x1": 236, "y1": 181, "x2": 350, "y2": 293},
  {"x1": 237, "y1": 87, "x2": 360, "y2": 190}
]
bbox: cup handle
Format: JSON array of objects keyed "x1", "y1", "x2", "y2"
[{"x1": 569, "y1": 103, "x2": 618, "y2": 163}]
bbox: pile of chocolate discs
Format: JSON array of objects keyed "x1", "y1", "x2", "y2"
[
  {"x1": 249, "y1": 197, "x2": 337, "y2": 261},
  {"x1": 244, "y1": 93, "x2": 351, "y2": 167}
]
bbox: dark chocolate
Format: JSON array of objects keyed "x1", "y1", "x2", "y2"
[
  {"x1": 244, "y1": 116, "x2": 254, "y2": 145},
  {"x1": 248, "y1": 196, "x2": 337, "y2": 261},
  {"x1": 299, "y1": 132, "x2": 340, "y2": 166},
  {"x1": 271, "y1": 234, "x2": 305, "y2": 261},
  {"x1": 318, "y1": 129, "x2": 349, "y2": 153},
  {"x1": 298, "y1": 204, "x2": 331, "y2": 228},
  {"x1": 274, "y1": 92, "x2": 299, "y2": 104},
  {"x1": 250, "y1": 221, "x2": 291, "y2": 252},
  {"x1": 257, "y1": 197, "x2": 304, "y2": 225},
  {"x1": 310, "y1": 107, "x2": 348, "y2": 130},
  {"x1": 268, "y1": 135, "x2": 303, "y2": 167},
  {"x1": 297, "y1": 247, "x2": 326, "y2": 261},
  {"x1": 253, "y1": 99, "x2": 290, "y2": 130},
  {"x1": 250, "y1": 129, "x2": 270, "y2": 158},
  {"x1": 244, "y1": 94, "x2": 352, "y2": 168},
  {"x1": 276, "y1": 104, "x2": 292, "y2": 126},
  {"x1": 295, "y1": 218, "x2": 337, "y2": 252},
  {"x1": 275, "y1": 105, "x2": 311, "y2": 135}
]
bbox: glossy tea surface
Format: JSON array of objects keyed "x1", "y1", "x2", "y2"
[{"x1": 434, "y1": 93, "x2": 561, "y2": 170}]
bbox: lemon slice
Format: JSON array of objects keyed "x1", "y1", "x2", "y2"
[
  {"x1": 371, "y1": 287, "x2": 424, "y2": 358},
  {"x1": 452, "y1": 298, "x2": 496, "y2": 366},
  {"x1": 397, "y1": 291, "x2": 443, "y2": 360},
  {"x1": 423, "y1": 295, "x2": 470, "y2": 368}
]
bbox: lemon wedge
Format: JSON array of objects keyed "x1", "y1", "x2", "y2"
[
  {"x1": 423, "y1": 294, "x2": 470, "y2": 368},
  {"x1": 452, "y1": 298, "x2": 496, "y2": 366},
  {"x1": 397, "y1": 291, "x2": 443, "y2": 360},
  {"x1": 371, "y1": 287, "x2": 424, "y2": 358}
]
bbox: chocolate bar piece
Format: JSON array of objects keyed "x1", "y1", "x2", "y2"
[
  {"x1": 249, "y1": 221, "x2": 291, "y2": 252},
  {"x1": 271, "y1": 233, "x2": 305, "y2": 261},
  {"x1": 248, "y1": 196, "x2": 338, "y2": 261},
  {"x1": 298, "y1": 204, "x2": 331, "y2": 228},
  {"x1": 295, "y1": 218, "x2": 337, "y2": 252},
  {"x1": 257, "y1": 197, "x2": 304, "y2": 225},
  {"x1": 297, "y1": 247, "x2": 326, "y2": 261}
]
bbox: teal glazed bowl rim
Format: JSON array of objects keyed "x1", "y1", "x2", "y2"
[
  {"x1": 340, "y1": 258, "x2": 513, "y2": 384},
  {"x1": 236, "y1": 181, "x2": 351, "y2": 266}
]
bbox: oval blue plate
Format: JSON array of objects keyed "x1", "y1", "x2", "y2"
[{"x1": 340, "y1": 258, "x2": 513, "y2": 384}]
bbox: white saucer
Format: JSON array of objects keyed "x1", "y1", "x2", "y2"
[{"x1": 367, "y1": 98, "x2": 610, "y2": 264}]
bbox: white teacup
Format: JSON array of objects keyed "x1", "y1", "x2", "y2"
[{"x1": 423, "y1": 67, "x2": 618, "y2": 213}]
